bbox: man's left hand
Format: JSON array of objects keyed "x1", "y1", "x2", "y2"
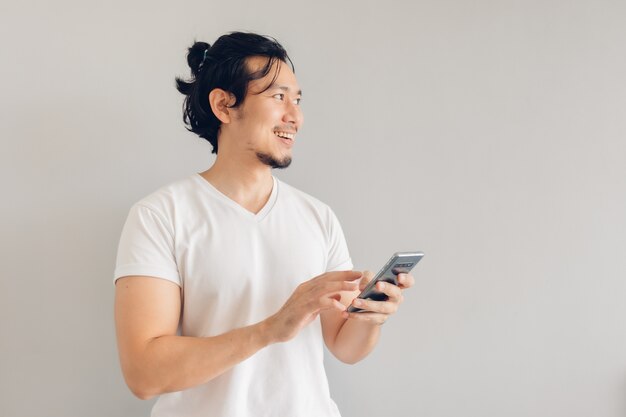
[{"x1": 341, "y1": 271, "x2": 415, "y2": 325}]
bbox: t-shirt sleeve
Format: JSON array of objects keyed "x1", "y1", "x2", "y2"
[
  {"x1": 113, "y1": 203, "x2": 181, "y2": 286},
  {"x1": 325, "y1": 208, "x2": 353, "y2": 272}
]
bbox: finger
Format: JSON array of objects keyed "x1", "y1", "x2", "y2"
[
  {"x1": 350, "y1": 297, "x2": 398, "y2": 315},
  {"x1": 397, "y1": 273, "x2": 415, "y2": 289},
  {"x1": 319, "y1": 296, "x2": 348, "y2": 312},
  {"x1": 375, "y1": 280, "x2": 403, "y2": 302},
  {"x1": 361, "y1": 270, "x2": 374, "y2": 282},
  {"x1": 359, "y1": 270, "x2": 374, "y2": 290},
  {"x1": 333, "y1": 280, "x2": 361, "y2": 292},
  {"x1": 320, "y1": 270, "x2": 363, "y2": 282},
  {"x1": 316, "y1": 280, "x2": 359, "y2": 298},
  {"x1": 342, "y1": 311, "x2": 388, "y2": 325}
]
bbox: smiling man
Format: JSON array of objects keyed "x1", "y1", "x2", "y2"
[{"x1": 113, "y1": 32, "x2": 414, "y2": 417}]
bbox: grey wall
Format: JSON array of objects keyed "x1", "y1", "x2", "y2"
[{"x1": 1, "y1": 1, "x2": 625, "y2": 416}]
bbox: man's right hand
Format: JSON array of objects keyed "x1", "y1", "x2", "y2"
[{"x1": 265, "y1": 270, "x2": 362, "y2": 343}]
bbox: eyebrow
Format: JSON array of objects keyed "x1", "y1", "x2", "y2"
[{"x1": 269, "y1": 84, "x2": 302, "y2": 96}]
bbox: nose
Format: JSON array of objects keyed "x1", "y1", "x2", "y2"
[{"x1": 283, "y1": 100, "x2": 303, "y2": 130}]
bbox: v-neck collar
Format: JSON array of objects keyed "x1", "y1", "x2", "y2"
[{"x1": 194, "y1": 174, "x2": 279, "y2": 222}]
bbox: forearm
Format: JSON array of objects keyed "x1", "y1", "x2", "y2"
[
  {"x1": 331, "y1": 318, "x2": 381, "y2": 364},
  {"x1": 127, "y1": 320, "x2": 272, "y2": 399}
]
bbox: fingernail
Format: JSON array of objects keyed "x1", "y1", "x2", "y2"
[{"x1": 354, "y1": 299, "x2": 362, "y2": 306}]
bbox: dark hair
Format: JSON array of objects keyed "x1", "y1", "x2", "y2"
[{"x1": 175, "y1": 32, "x2": 294, "y2": 154}]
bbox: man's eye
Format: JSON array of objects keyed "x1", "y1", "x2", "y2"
[{"x1": 273, "y1": 94, "x2": 301, "y2": 105}]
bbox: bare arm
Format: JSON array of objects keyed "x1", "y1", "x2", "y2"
[
  {"x1": 114, "y1": 271, "x2": 360, "y2": 400},
  {"x1": 320, "y1": 279, "x2": 381, "y2": 364},
  {"x1": 321, "y1": 272, "x2": 414, "y2": 364},
  {"x1": 114, "y1": 276, "x2": 272, "y2": 400}
]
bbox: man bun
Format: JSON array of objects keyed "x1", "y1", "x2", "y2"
[{"x1": 187, "y1": 41, "x2": 211, "y2": 76}]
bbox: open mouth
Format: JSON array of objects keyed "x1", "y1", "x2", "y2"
[{"x1": 274, "y1": 131, "x2": 295, "y2": 144}]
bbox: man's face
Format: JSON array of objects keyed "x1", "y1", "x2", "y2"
[{"x1": 227, "y1": 56, "x2": 303, "y2": 169}]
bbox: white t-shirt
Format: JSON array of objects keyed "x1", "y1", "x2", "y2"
[{"x1": 114, "y1": 174, "x2": 353, "y2": 417}]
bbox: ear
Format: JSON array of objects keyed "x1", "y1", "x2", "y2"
[{"x1": 208, "y1": 88, "x2": 236, "y2": 124}]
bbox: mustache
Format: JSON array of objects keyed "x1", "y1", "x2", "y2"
[{"x1": 273, "y1": 126, "x2": 298, "y2": 133}]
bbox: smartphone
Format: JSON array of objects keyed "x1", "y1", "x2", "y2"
[{"x1": 347, "y1": 251, "x2": 424, "y2": 313}]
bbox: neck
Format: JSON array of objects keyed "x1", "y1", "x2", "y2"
[{"x1": 199, "y1": 151, "x2": 275, "y2": 214}]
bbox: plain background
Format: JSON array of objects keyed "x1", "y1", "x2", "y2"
[{"x1": 1, "y1": 1, "x2": 625, "y2": 416}]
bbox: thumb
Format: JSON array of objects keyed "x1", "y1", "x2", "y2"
[{"x1": 359, "y1": 270, "x2": 374, "y2": 291}]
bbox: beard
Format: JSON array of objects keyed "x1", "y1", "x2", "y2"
[{"x1": 256, "y1": 151, "x2": 292, "y2": 169}]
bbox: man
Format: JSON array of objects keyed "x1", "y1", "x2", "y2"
[{"x1": 114, "y1": 32, "x2": 414, "y2": 417}]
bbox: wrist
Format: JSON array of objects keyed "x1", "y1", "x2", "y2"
[{"x1": 256, "y1": 316, "x2": 278, "y2": 346}]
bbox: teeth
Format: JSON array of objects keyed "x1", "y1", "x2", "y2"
[{"x1": 275, "y1": 131, "x2": 295, "y2": 140}]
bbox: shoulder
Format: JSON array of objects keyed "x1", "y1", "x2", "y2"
[
  {"x1": 131, "y1": 174, "x2": 202, "y2": 216},
  {"x1": 276, "y1": 178, "x2": 340, "y2": 224},
  {"x1": 277, "y1": 178, "x2": 332, "y2": 211}
]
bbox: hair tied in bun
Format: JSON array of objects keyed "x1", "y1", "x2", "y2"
[{"x1": 198, "y1": 47, "x2": 211, "y2": 71}]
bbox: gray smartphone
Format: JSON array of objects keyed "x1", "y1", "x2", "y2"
[{"x1": 347, "y1": 251, "x2": 424, "y2": 313}]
